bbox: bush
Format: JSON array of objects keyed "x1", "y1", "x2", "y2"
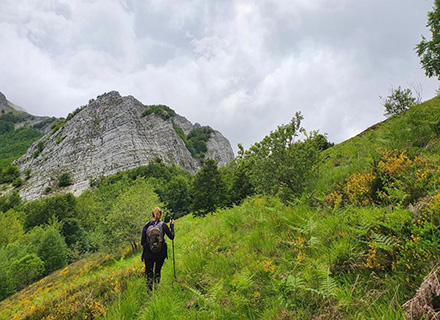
[
  {"x1": 7, "y1": 254, "x2": 44, "y2": 290},
  {"x1": 382, "y1": 86, "x2": 417, "y2": 117},
  {"x1": 12, "y1": 178, "x2": 22, "y2": 188},
  {"x1": 0, "y1": 209, "x2": 24, "y2": 247},
  {"x1": 37, "y1": 227, "x2": 68, "y2": 275},
  {"x1": 0, "y1": 164, "x2": 19, "y2": 184},
  {"x1": 32, "y1": 141, "x2": 45, "y2": 158},
  {"x1": 0, "y1": 120, "x2": 13, "y2": 134},
  {"x1": 186, "y1": 126, "x2": 214, "y2": 159},
  {"x1": 23, "y1": 193, "x2": 77, "y2": 229},
  {"x1": 142, "y1": 105, "x2": 176, "y2": 120},
  {"x1": 58, "y1": 172, "x2": 72, "y2": 188}
]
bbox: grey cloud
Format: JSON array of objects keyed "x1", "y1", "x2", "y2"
[{"x1": 0, "y1": 0, "x2": 438, "y2": 153}]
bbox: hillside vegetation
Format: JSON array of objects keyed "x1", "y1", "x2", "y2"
[{"x1": 1, "y1": 97, "x2": 440, "y2": 319}]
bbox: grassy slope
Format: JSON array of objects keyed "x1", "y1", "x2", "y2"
[{"x1": 1, "y1": 98, "x2": 440, "y2": 319}]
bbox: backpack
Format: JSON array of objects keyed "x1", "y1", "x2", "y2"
[{"x1": 146, "y1": 221, "x2": 164, "y2": 253}]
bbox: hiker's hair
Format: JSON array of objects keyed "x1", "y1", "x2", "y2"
[{"x1": 152, "y1": 207, "x2": 162, "y2": 221}]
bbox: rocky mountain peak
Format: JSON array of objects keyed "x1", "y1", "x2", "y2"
[{"x1": 15, "y1": 91, "x2": 235, "y2": 200}]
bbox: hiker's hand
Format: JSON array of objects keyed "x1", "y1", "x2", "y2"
[{"x1": 170, "y1": 219, "x2": 174, "y2": 225}]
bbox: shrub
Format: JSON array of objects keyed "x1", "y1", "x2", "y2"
[
  {"x1": 7, "y1": 254, "x2": 44, "y2": 290},
  {"x1": 0, "y1": 209, "x2": 24, "y2": 247},
  {"x1": 12, "y1": 178, "x2": 22, "y2": 188},
  {"x1": 50, "y1": 120, "x2": 65, "y2": 134},
  {"x1": 23, "y1": 193, "x2": 77, "y2": 229},
  {"x1": 382, "y1": 86, "x2": 417, "y2": 117},
  {"x1": 37, "y1": 227, "x2": 68, "y2": 275},
  {"x1": 0, "y1": 120, "x2": 13, "y2": 134},
  {"x1": 58, "y1": 172, "x2": 72, "y2": 188},
  {"x1": 32, "y1": 141, "x2": 45, "y2": 158},
  {"x1": 0, "y1": 164, "x2": 19, "y2": 183},
  {"x1": 186, "y1": 126, "x2": 214, "y2": 159},
  {"x1": 142, "y1": 105, "x2": 176, "y2": 120}
]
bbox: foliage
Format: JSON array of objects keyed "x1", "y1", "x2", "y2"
[
  {"x1": 0, "y1": 120, "x2": 13, "y2": 134},
  {"x1": 23, "y1": 193, "x2": 77, "y2": 229},
  {"x1": 0, "y1": 164, "x2": 20, "y2": 184},
  {"x1": 7, "y1": 254, "x2": 44, "y2": 290},
  {"x1": 191, "y1": 159, "x2": 227, "y2": 216},
  {"x1": 0, "y1": 126, "x2": 42, "y2": 161},
  {"x1": 33, "y1": 117, "x2": 57, "y2": 129},
  {"x1": 0, "y1": 210, "x2": 24, "y2": 247},
  {"x1": 66, "y1": 105, "x2": 86, "y2": 122},
  {"x1": 37, "y1": 226, "x2": 68, "y2": 275},
  {"x1": 50, "y1": 120, "x2": 65, "y2": 134},
  {"x1": 416, "y1": 0, "x2": 440, "y2": 80},
  {"x1": 58, "y1": 172, "x2": 72, "y2": 188},
  {"x1": 0, "y1": 192, "x2": 21, "y2": 212},
  {"x1": 161, "y1": 175, "x2": 192, "y2": 219},
  {"x1": 106, "y1": 178, "x2": 160, "y2": 251},
  {"x1": 173, "y1": 123, "x2": 214, "y2": 160},
  {"x1": 382, "y1": 86, "x2": 417, "y2": 117},
  {"x1": 186, "y1": 126, "x2": 214, "y2": 159},
  {"x1": 239, "y1": 112, "x2": 321, "y2": 202},
  {"x1": 142, "y1": 105, "x2": 176, "y2": 120},
  {"x1": 32, "y1": 141, "x2": 45, "y2": 158}
]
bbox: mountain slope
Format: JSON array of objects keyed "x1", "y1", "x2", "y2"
[
  {"x1": 2, "y1": 98, "x2": 440, "y2": 319},
  {"x1": 14, "y1": 91, "x2": 234, "y2": 200}
]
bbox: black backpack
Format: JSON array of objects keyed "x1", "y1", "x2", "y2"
[{"x1": 146, "y1": 221, "x2": 164, "y2": 253}]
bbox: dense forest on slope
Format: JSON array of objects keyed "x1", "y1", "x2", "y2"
[{"x1": 1, "y1": 94, "x2": 440, "y2": 319}]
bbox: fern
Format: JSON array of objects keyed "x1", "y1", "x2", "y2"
[{"x1": 371, "y1": 232, "x2": 396, "y2": 251}]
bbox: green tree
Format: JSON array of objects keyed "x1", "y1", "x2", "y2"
[
  {"x1": 37, "y1": 226, "x2": 68, "y2": 275},
  {"x1": 7, "y1": 254, "x2": 44, "y2": 290},
  {"x1": 381, "y1": 86, "x2": 417, "y2": 117},
  {"x1": 23, "y1": 193, "x2": 77, "y2": 229},
  {"x1": 191, "y1": 159, "x2": 227, "y2": 216},
  {"x1": 0, "y1": 210, "x2": 24, "y2": 247},
  {"x1": 162, "y1": 175, "x2": 192, "y2": 219},
  {"x1": 58, "y1": 172, "x2": 72, "y2": 188},
  {"x1": 241, "y1": 112, "x2": 321, "y2": 202},
  {"x1": 106, "y1": 178, "x2": 160, "y2": 251},
  {"x1": 416, "y1": 0, "x2": 440, "y2": 79}
]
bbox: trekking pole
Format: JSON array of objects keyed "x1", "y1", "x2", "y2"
[{"x1": 172, "y1": 239, "x2": 176, "y2": 280}]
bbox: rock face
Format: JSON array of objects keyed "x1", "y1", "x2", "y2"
[{"x1": 14, "y1": 91, "x2": 234, "y2": 200}]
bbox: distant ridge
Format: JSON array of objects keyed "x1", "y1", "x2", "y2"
[{"x1": 15, "y1": 91, "x2": 235, "y2": 200}]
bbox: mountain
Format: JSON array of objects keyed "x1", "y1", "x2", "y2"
[
  {"x1": 14, "y1": 91, "x2": 234, "y2": 200},
  {"x1": 0, "y1": 91, "x2": 57, "y2": 133},
  {"x1": 2, "y1": 97, "x2": 440, "y2": 319}
]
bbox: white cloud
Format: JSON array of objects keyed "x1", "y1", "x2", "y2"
[{"x1": 0, "y1": 0, "x2": 438, "y2": 153}]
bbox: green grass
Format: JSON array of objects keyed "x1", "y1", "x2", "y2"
[{"x1": 2, "y1": 98, "x2": 440, "y2": 319}]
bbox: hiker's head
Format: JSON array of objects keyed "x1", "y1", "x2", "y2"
[{"x1": 152, "y1": 207, "x2": 162, "y2": 221}]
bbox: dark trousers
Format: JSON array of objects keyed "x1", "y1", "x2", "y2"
[{"x1": 144, "y1": 256, "x2": 166, "y2": 290}]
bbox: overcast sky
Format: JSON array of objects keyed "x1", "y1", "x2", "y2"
[{"x1": 0, "y1": 0, "x2": 438, "y2": 152}]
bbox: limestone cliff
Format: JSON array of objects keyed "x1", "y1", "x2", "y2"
[{"x1": 14, "y1": 91, "x2": 234, "y2": 200}]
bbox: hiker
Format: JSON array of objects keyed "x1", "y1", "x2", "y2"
[{"x1": 141, "y1": 207, "x2": 174, "y2": 290}]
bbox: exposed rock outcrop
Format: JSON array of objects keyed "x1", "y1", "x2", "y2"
[{"x1": 14, "y1": 91, "x2": 234, "y2": 200}]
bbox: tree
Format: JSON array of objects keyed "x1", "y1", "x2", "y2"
[
  {"x1": 191, "y1": 159, "x2": 227, "y2": 216},
  {"x1": 0, "y1": 210, "x2": 24, "y2": 247},
  {"x1": 381, "y1": 86, "x2": 417, "y2": 117},
  {"x1": 416, "y1": 0, "x2": 440, "y2": 80},
  {"x1": 7, "y1": 254, "x2": 44, "y2": 290},
  {"x1": 162, "y1": 175, "x2": 192, "y2": 219},
  {"x1": 240, "y1": 112, "x2": 321, "y2": 202},
  {"x1": 106, "y1": 178, "x2": 160, "y2": 251},
  {"x1": 23, "y1": 193, "x2": 77, "y2": 229},
  {"x1": 37, "y1": 226, "x2": 68, "y2": 275}
]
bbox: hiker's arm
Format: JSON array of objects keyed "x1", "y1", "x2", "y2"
[
  {"x1": 163, "y1": 223, "x2": 174, "y2": 240},
  {"x1": 141, "y1": 225, "x2": 146, "y2": 247}
]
